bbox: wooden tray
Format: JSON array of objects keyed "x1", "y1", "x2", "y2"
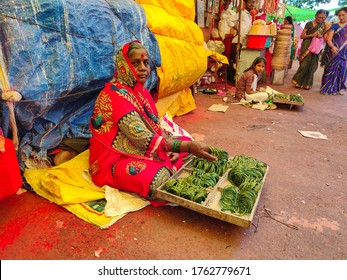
[
  {"x1": 155, "y1": 158, "x2": 269, "y2": 228},
  {"x1": 273, "y1": 95, "x2": 304, "y2": 106}
]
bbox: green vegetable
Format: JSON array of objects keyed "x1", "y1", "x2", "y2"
[
  {"x1": 274, "y1": 93, "x2": 289, "y2": 100},
  {"x1": 289, "y1": 94, "x2": 303, "y2": 103}
]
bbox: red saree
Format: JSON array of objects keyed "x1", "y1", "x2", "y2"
[{"x1": 89, "y1": 41, "x2": 188, "y2": 202}]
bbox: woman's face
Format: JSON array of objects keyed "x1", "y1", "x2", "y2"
[
  {"x1": 338, "y1": 10, "x2": 347, "y2": 24},
  {"x1": 128, "y1": 48, "x2": 151, "y2": 85},
  {"x1": 254, "y1": 61, "x2": 265, "y2": 74},
  {"x1": 315, "y1": 12, "x2": 327, "y2": 23}
]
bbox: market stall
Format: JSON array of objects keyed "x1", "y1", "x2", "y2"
[
  {"x1": 198, "y1": 0, "x2": 294, "y2": 85},
  {"x1": 238, "y1": 19, "x2": 277, "y2": 81},
  {"x1": 235, "y1": 0, "x2": 289, "y2": 84}
]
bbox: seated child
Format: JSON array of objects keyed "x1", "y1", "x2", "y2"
[{"x1": 235, "y1": 57, "x2": 269, "y2": 102}]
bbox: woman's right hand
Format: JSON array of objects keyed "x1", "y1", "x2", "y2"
[
  {"x1": 312, "y1": 31, "x2": 320, "y2": 37},
  {"x1": 189, "y1": 141, "x2": 218, "y2": 162}
]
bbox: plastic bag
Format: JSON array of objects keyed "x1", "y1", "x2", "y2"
[
  {"x1": 308, "y1": 37, "x2": 324, "y2": 54},
  {"x1": 206, "y1": 40, "x2": 225, "y2": 54},
  {"x1": 218, "y1": 9, "x2": 237, "y2": 40}
]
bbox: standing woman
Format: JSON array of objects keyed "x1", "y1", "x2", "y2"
[
  {"x1": 88, "y1": 41, "x2": 217, "y2": 204},
  {"x1": 320, "y1": 7, "x2": 347, "y2": 95},
  {"x1": 291, "y1": 9, "x2": 330, "y2": 90}
]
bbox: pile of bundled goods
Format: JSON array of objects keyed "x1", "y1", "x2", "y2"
[{"x1": 271, "y1": 28, "x2": 293, "y2": 71}]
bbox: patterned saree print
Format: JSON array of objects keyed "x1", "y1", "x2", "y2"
[
  {"x1": 320, "y1": 24, "x2": 347, "y2": 95},
  {"x1": 89, "y1": 41, "x2": 186, "y2": 200},
  {"x1": 112, "y1": 42, "x2": 137, "y2": 87}
]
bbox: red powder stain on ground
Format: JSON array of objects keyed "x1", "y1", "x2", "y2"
[
  {"x1": 0, "y1": 215, "x2": 29, "y2": 250},
  {"x1": 34, "y1": 240, "x2": 55, "y2": 250},
  {"x1": 0, "y1": 203, "x2": 63, "y2": 254}
]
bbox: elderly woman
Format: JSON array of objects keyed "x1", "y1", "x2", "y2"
[
  {"x1": 88, "y1": 41, "x2": 217, "y2": 204},
  {"x1": 291, "y1": 9, "x2": 330, "y2": 90}
]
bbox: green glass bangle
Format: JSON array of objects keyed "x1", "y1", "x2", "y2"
[{"x1": 172, "y1": 140, "x2": 182, "y2": 153}]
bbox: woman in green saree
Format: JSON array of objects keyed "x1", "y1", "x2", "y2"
[{"x1": 291, "y1": 10, "x2": 330, "y2": 90}]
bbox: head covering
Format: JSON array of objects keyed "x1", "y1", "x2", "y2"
[{"x1": 113, "y1": 40, "x2": 148, "y2": 88}]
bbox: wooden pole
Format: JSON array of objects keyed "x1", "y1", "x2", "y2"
[
  {"x1": 235, "y1": 0, "x2": 242, "y2": 86},
  {"x1": 0, "y1": 46, "x2": 19, "y2": 150}
]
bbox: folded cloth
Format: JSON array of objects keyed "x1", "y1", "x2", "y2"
[{"x1": 24, "y1": 150, "x2": 150, "y2": 228}]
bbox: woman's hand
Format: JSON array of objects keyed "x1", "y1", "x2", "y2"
[
  {"x1": 189, "y1": 141, "x2": 218, "y2": 162},
  {"x1": 331, "y1": 45, "x2": 338, "y2": 55},
  {"x1": 312, "y1": 31, "x2": 319, "y2": 38},
  {"x1": 167, "y1": 152, "x2": 179, "y2": 163}
]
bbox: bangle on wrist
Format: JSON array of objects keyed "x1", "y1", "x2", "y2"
[
  {"x1": 187, "y1": 141, "x2": 193, "y2": 153},
  {"x1": 172, "y1": 140, "x2": 182, "y2": 153}
]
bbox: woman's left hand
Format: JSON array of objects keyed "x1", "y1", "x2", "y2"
[{"x1": 167, "y1": 152, "x2": 179, "y2": 163}]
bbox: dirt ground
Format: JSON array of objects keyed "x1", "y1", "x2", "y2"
[{"x1": 0, "y1": 61, "x2": 346, "y2": 260}]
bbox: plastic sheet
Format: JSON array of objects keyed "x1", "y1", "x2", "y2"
[{"x1": 0, "y1": 0, "x2": 160, "y2": 159}]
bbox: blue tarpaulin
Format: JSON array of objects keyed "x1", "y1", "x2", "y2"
[{"x1": 0, "y1": 0, "x2": 161, "y2": 161}]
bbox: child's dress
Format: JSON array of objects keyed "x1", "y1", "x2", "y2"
[{"x1": 236, "y1": 69, "x2": 269, "y2": 102}]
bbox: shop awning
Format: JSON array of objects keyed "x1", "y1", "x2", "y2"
[
  {"x1": 285, "y1": 5, "x2": 316, "y2": 22},
  {"x1": 285, "y1": 5, "x2": 343, "y2": 22}
]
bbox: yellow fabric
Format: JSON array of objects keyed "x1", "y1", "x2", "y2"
[
  {"x1": 206, "y1": 51, "x2": 229, "y2": 65},
  {"x1": 24, "y1": 150, "x2": 150, "y2": 229},
  {"x1": 136, "y1": 0, "x2": 206, "y2": 117},
  {"x1": 156, "y1": 88, "x2": 196, "y2": 117},
  {"x1": 137, "y1": 0, "x2": 195, "y2": 21}
]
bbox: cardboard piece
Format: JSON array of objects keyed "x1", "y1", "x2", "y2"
[
  {"x1": 208, "y1": 104, "x2": 229, "y2": 112},
  {"x1": 252, "y1": 103, "x2": 269, "y2": 111}
]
